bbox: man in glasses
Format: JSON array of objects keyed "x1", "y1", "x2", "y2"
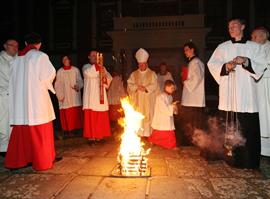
[{"x1": 0, "y1": 39, "x2": 18, "y2": 157}]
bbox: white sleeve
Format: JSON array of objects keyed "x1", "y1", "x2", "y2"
[
  {"x1": 38, "y1": 54, "x2": 56, "y2": 94},
  {"x1": 75, "y1": 67, "x2": 84, "y2": 89},
  {"x1": 104, "y1": 68, "x2": 113, "y2": 89},
  {"x1": 184, "y1": 60, "x2": 204, "y2": 92},
  {"x1": 249, "y1": 43, "x2": 267, "y2": 80},
  {"x1": 127, "y1": 72, "x2": 138, "y2": 94},
  {"x1": 145, "y1": 72, "x2": 158, "y2": 93},
  {"x1": 156, "y1": 95, "x2": 174, "y2": 116},
  {"x1": 54, "y1": 70, "x2": 64, "y2": 100},
  {"x1": 207, "y1": 45, "x2": 225, "y2": 85}
]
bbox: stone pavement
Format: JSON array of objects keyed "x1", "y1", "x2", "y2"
[{"x1": 1, "y1": 136, "x2": 270, "y2": 199}]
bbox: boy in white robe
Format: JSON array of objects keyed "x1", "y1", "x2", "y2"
[{"x1": 149, "y1": 80, "x2": 178, "y2": 149}]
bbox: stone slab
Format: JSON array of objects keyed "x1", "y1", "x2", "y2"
[
  {"x1": 0, "y1": 174, "x2": 70, "y2": 199},
  {"x1": 148, "y1": 158, "x2": 168, "y2": 176},
  {"x1": 149, "y1": 177, "x2": 211, "y2": 199},
  {"x1": 91, "y1": 177, "x2": 147, "y2": 199},
  {"x1": 210, "y1": 178, "x2": 263, "y2": 199},
  {"x1": 166, "y1": 158, "x2": 208, "y2": 178},
  {"x1": 78, "y1": 157, "x2": 118, "y2": 176},
  {"x1": 40, "y1": 157, "x2": 90, "y2": 175},
  {"x1": 56, "y1": 176, "x2": 102, "y2": 199}
]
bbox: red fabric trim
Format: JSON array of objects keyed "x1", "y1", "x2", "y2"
[
  {"x1": 60, "y1": 106, "x2": 83, "y2": 131},
  {"x1": 83, "y1": 109, "x2": 111, "y2": 139},
  {"x1": 181, "y1": 65, "x2": 188, "y2": 82},
  {"x1": 5, "y1": 121, "x2": 55, "y2": 171},
  {"x1": 18, "y1": 45, "x2": 37, "y2": 56},
  {"x1": 95, "y1": 64, "x2": 105, "y2": 104},
  {"x1": 95, "y1": 63, "x2": 101, "y2": 71},
  {"x1": 148, "y1": 129, "x2": 176, "y2": 149},
  {"x1": 63, "y1": 65, "x2": 72, "y2": 70}
]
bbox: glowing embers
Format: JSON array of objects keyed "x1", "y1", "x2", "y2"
[{"x1": 111, "y1": 97, "x2": 151, "y2": 177}]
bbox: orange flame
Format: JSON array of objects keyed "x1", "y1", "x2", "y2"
[{"x1": 118, "y1": 97, "x2": 151, "y2": 175}]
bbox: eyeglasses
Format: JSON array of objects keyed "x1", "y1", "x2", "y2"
[{"x1": 6, "y1": 43, "x2": 19, "y2": 48}]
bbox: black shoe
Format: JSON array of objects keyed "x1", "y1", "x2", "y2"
[
  {"x1": 0, "y1": 152, "x2": 6, "y2": 157},
  {"x1": 96, "y1": 139, "x2": 106, "y2": 144},
  {"x1": 54, "y1": 157, "x2": 63, "y2": 163},
  {"x1": 88, "y1": 139, "x2": 96, "y2": 146}
]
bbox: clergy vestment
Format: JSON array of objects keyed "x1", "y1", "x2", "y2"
[
  {"x1": 0, "y1": 51, "x2": 15, "y2": 152},
  {"x1": 257, "y1": 40, "x2": 270, "y2": 156},
  {"x1": 55, "y1": 66, "x2": 83, "y2": 131},
  {"x1": 82, "y1": 63, "x2": 112, "y2": 139},
  {"x1": 149, "y1": 92, "x2": 176, "y2": 149},
  {"x1": 208, "y1": 39, "x2": 266, "y2": 169},
  {"x1": 127, "y1": 68, "x2": 159, "y2": 137},
  {"x1": 5, "y1": 46, "x2": 56, "y2": 171}
]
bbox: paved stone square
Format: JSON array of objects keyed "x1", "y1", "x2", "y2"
[{"x1": 1, "y1": 136, "x2": 270, "y2": 199}]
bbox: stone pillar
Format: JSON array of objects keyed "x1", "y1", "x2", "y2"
[
  {"x1": 91, "y1": 1, "x2": 97, "y2": 48},
  {"x1": 49, "y1": 2, "x2": 54, "y2": 51},
  {"x1": 72, "y1": 0, "x2": 77, "y2": 50},
  {"x1": 227, "y1": 0, "x2": 232, "y2": 21},
  {"x1": 198, "y1": 0, "x2": 204, "y2": 14},
  {"x1": 117, "y1": 0, "x2": 122, "y2": 17},
  {"x1": 249, "y1": 0, "x2": 255, "y2": 31},
  {"x1": 178, "y1": 0, "x2": 182, "y2": 15}
]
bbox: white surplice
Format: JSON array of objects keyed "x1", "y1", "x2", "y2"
[
  {"x1": 9, "y1": 49, "x2": 56, "y2": 125},
  {"x1": 0, "y1": 51, "x2": 15, "y2": 152},
  {"x1": 82, "y1": 64, "x2": 112, "y2": 111},
  {"x1": 181, "y1": 57, "x2": 205, "y2": 107},
  {"x1": 208, "y1": 40, "x2": 266, "y2": 112},
  {"x1": 151, "y1": 92, "x2": 175, "y2": 131},
  {"x1": 107, "y1": 75, "x2": 126, "y2": 105},
  {"x1": 157, "y1": 72, "x2": 174, "y2": 91},
  {"x1": 54, "y1": 66, "x2": 83, "y2": 109},
  {"x1": 257, "y1": 40, "x2": 270, "y2": 156}
]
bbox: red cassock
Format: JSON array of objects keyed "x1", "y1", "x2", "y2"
[
  {"x1": 60, "y1": 106, "x2": 83, "y2": 131},
  {"x1": 109, "y1": 104, "x2": 123, "y2": 122},
  {"x1": 83, "y1": 109, "x2": 111, "y2": 139},
  {"x1": 5, "y1": 122, "x2": 55, "y2": 171},
  {"x1": 148, "y1": 130, "x2": 176, "y2": 149}
]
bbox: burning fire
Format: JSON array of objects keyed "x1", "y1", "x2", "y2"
[{"x1": 117, "y1": 97, "x2": 151, "y2": 176}]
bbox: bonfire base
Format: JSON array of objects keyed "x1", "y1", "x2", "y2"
[{"x1": 111, "y1": 164, "x2": 151, "y2": 178}]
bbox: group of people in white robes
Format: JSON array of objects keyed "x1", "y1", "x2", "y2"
[
  {"x1": 1, "y1": 18, "x2": 270, "y2": 171},
  {"x1": 208, "y1": 18, "x2": 269, "y2": 169}
]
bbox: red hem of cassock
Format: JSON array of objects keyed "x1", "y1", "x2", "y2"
[
  {"x1": 60, "y1": 106, "x2": 83, "y2": 131},
  {"x1": 5, "y1": 121, "x2": 55, "y2": 171},
  {"x1": 148, "y1": 129, "x2": 176, "y2": 149},
  {"x1": 109, "y1": 104, "x2": 123, "y2": 121},
  {"x1": 83, "y1": 109, "x2": 111, "y2": 139}
]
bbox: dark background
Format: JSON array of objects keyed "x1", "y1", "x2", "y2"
[{"x1": 1, "y1": 0, "x2": 269, "y2": 130}]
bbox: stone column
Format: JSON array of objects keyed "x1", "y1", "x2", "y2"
[
  {"x1": 198, "y1": 0, "x2": 204, "y2": 14},
  {"x1": 91, "y1": 0, "x2": 97, "y2": 48},
  {"x1": 249, "y1": 0, "x2": 255, "y2": 31},
  {"x1": 227, "y1": 0, "x2": 232, "y2": 21}
]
